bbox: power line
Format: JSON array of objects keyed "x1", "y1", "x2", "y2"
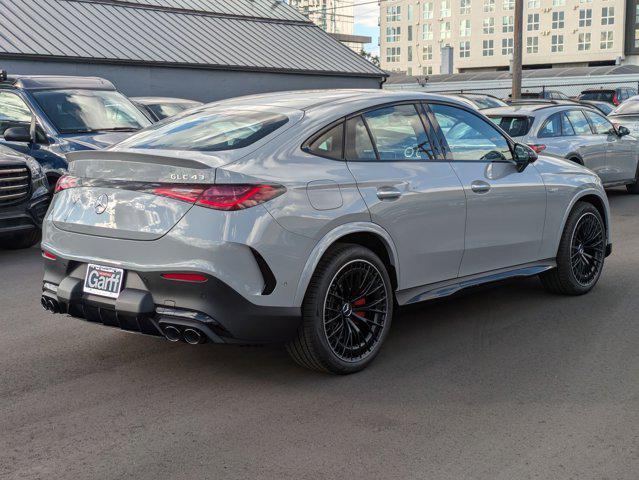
[{"x1": 304, "y1": 0, "x2": 384, "y2": 15}]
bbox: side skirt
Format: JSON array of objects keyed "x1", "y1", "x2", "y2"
[{"x1": 396, "y1": 260, "x2": 557, "y2": 306}]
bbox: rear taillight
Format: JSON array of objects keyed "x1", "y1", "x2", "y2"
[
  {"x1": 42, "y1": 250, "x2": 57, "y2": 260},
  {"x1": 152, "y1": 184, "x2": 285, "y2": 211},
  {"x1": 528, "y1": 144, "x2": 547, "y2": 153},
  {"x1": 613, "y1": 93, "x2": 620, "y2": 106},
  {"x1": 54, "y1": 175, "x2": 79, "y2": 194}
]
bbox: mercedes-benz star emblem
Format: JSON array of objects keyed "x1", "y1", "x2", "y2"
[{"x1": 94, "y1": 193, "x2": 109, "y2": 215}]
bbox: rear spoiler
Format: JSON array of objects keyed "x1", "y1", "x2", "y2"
[{"x1": 66, "y1": 150, "x2": 212, "y2": 170}]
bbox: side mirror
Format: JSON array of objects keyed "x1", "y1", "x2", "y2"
[
  {"x1": 616, "y1": 125, "x2": 630, "y2": 137},
  {"x1": 4, "y1": 125, "x2": 33, "y2": 143},
  {"x1": 512, "y1": 143, "x2": 538, "y2": 172}
]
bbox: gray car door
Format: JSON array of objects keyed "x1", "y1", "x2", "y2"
[
  {"x1": 427, "y1": 102, "x2": 547, "y2": 277},
  {"x1": 564, "y1": 109, "x2": 608, "y2": 179},
  {"x1": 584, "y1": 109, "x2": 638, "y2": 183},
  {"x1": 345, "y1": 103, "x2": 467, "y2": 290}
]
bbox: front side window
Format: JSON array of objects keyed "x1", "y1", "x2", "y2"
[
  {"x1": 0, "y1": 91, "x2": 32, "y2": 133},
  {"x1": 566, "y1": 110, "x2": 593, "y2": 135},
  {"x1": 584, "y1": 110, "x2": 613, "y2": 135},
  {"x1": 362, "y1": 104, "x2": 433, "y2": 161},
  {"x1": 32, "y1": 89, "x2": 150, "y2": 134},
  {"x1": 430, "y1": 104, "x2": 513, "y2": 162},
  {"x1": 121, "y1": 109, "x2": 288, "y2": 152}
]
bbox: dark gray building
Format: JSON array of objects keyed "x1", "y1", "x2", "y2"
[{"x1": 0, "y1": 0, "x2": 386, "y2": 102}]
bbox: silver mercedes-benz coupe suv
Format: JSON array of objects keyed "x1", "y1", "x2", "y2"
[{"x1": 41, "y1": 90, "x2": 611, "y2": 374}]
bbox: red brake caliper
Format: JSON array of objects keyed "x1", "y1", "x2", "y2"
[{"x1": 353, "y1": 297, "x2": 366, "y2": 318}]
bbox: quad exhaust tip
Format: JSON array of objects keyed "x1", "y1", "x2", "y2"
[
  {"x1": 41, "y1": 296, "x2": 60, "y2": 314},
  {"x1": 183, "y1": 328, "x2": 204, "y2": 345},
  {"x1": 163, "y1": 325, "x2": 182, "y2": 342}
]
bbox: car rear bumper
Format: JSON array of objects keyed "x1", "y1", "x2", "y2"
[
  {"x1": 42, "y1": 258, "x2": 302, "y2": 344},
  {"x1": 0, "y1": 194, "x2": 50, "y2": 237}
]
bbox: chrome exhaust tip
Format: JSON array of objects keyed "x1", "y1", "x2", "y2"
[
  {"x1": 163, "y1": 325, "x2": 182, "y2": 342},
  {"x1": 41, "y1": 296, "x2": 50, "y2": 311},
  {"x1": 183, "y1": 328, "x2": 204, "y2": 345}
]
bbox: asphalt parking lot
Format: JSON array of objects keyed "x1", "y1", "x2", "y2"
[{"x1": 1, "y1": 189, "x2": 638, "y2": 480}]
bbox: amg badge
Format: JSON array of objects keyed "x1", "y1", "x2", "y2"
[{"x1": 83, "y1": 264, "x2": 125, "y2": 299}]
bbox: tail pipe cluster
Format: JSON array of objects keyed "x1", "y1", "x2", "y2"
[
  {"x1": 41, "y1": 296, "x2": 61, "y2": 314},
  {"x1": 161, "y1": 324, "x2": 206, "y2": 345}
]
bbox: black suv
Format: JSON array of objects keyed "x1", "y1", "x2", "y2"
[
  {"x1": 0, "y1": 145, "x2": 50, "y2": 249},
  {"x1": 578, "y1": 87, "x2": 637, "y2": 106}
]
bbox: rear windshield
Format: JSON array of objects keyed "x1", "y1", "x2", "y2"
[
  {"x1": 467, "y1": 96, "x2": 506, "y2": 110},
  {"x1": 488, "y1": 116, "x2": 532, "y2": 137},
  {"x1": 121, "y1": 109, "x2": 289, "y2": 151},
  {"x1": 611, "y1": 101, "x2": 639, "y2": 115},
  {"x1": 32, "y1": 89, "x2": 150, "y2": 134},
  {"x1": 147, "y1": 102, "x2": 198, "y2": 120},
  {"x1": 579, "y1": 91, "x2": 614, "y2": 102}
]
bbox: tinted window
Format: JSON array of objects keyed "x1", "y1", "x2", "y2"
[
  {"x1": 538, "y1": 113, "x2": 562, "y2": 138},
  {"x1": 565, "y1": 110, "x2": 592, "y2": 135},
  {"x1": 488, "y1": 116, "x2": 531, "y2": 137},
  {"x1": 584, "y1": 110, "x2": 613, "y2": 134},
  {"x1": 431, "y1": 103, "x2": 513, "y2": 161},
  {"x1": 308, "y1": 123, "x2": 343, "y2": 160},
  {"x1": 579, "y1": 91, "x2": 614, "y2": 102},
  {"x1": 147, "y1": 103, "x2": 197, "y2": 120},
  {"x1": 125, "y1": 109, "x2": 289, "y2": 152},
  {"x1": 561, "y1": 113, "x2": 575, "y2": 136},
  {"x1": 0, "y1": 91, "x2": 32, "y2": 135},
  {"x1": 362, "y1": 104, "x2": 432, "y2": 161},
  {"x1": 345, "y1": 116, "x2": 376, "y2": 161},
  {"x1": 32, "y1": 89, "x2": 150, "y2": 134}
]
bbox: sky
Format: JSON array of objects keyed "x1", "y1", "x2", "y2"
[{"x1": 354, "y1": 3, "x2": 380, "y2": 56}]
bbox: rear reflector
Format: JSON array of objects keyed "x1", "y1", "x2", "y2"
[
  {"x1": 161, "y1": 273, "x2": 208, "y2": 283},
  {"x1": 153, "y1": 184, "x2": 285, "y2": 211},
  {"x1": 42, "y1": 250, "x2": 57, "y2": 260}
]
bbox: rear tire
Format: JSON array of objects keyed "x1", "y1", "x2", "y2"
[
  {"x1": 540, "y1": 202, "x2": 606, "y2": 295},
  {"x1": 286, "y1": 244, "x2": 393, "y2": 374},
  {"x1": 627, "y1": 163, "x2": 639, "y2": 194},
  {"x1": 0, "y1": 229, "x2": 41, "y2": 250}
]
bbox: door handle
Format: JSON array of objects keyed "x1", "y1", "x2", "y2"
[
  {"x1": 376, "y1": 187, "x2": 402, "y2": 201},
  {"x1": 470, "y1": 180, "x2": 491, "y2": 194}
]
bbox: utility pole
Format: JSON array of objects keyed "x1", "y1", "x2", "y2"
[{"x1": 511, "y1": 0, "x2": 524, "y2": 99}]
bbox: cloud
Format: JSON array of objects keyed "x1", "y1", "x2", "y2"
[{"x1": 354, "y1": 3, "x2": 379, "y2": 28}]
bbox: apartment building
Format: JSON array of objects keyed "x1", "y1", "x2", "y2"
[
  {"x1": 380, "y1": 0, "x2": 630, "y2": 75},
  {"x1": 287, "y1": 0, "x2": 372, "y2": 52}
]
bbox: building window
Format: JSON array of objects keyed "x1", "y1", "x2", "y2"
[
  {"x1": 483, "y1": 0, "x2": 495, "y2": 13},
  {"x1": 460, "y1": 41, "x2": 471, "y2": 57},
  {"x1": 600, "y1": 31, "x2": 613, "y2": 49},
  {"x1": 386, "y1": 5, "x2": 401, "y2": 22},
  {"x1": 552, "y1": 0, "x2": 565, "y2": 5},
  {"x1": 460, "y1": 19, "x2": 471, "y2": 36},
  {"x1": 551, "y1": 34, "x2": 564, "y2": 52},
  {"x1": 423, "y1": 66, "x2": 434, "y2": 75},
  {"x1": 407, "y1": 45, "x2": 413, "y2": 62},
  {"x1": 579, "y1": 0, "x2": 592, "y2": 3},
  {"x1": 528, "y1": 0, "x2": 540, "y2": 8},
  {"x1": 527, "y1": 13, "x2": 539, "y2": 31},
  {"x1": 483, "y1": 39, "x2": 494, "y2": 56},
  {"x1": 460, "y1": 0, "x2": 471, "y2": 14},
  {"x1": 440, "y1": 21, "x2": 451, "y2": 39},
  {"x1": 441, "y1": 0, "x2": 451, "y2": 17},
  {"x1": 407, "y1": 25, "x2": 413, "y2": 41},
  {"x1": 502, "y1": 16, "x2": 514, "y2": 33},
  {"x1": 407, "y1": 5, "x2": 414, "y2": 21},
  {"x1": 552, "y1": 11, "x2": 564, "y2": 29},
  {"x1": 526, "y1": 36, "x2": 539, "y2": 53},
  {"x1": 579, "y1": 9, "x2": 592, "y2": 27},
  {"x1": 407, "y1": 67, "x2": 413, "y2": 76},
  {"x1": 423, "y1": 44, "x2": 433, "y2": 60},
  {"x1": 483, "y1": 17, "x2": 495, "y2": 34},
  {"x1": 386, "y1": 47, "x2": 401, "y2": 63},
  {"x1": 502, "y1": 38, "x2": 514, "y2": 55},
  {"x1": 503, "y1": 0, "x2": 514, "y2": 10},
  {"x1": 422, "y1": 24, "x2": 433, "y2": 40},
  {"x1": 386, "y1": 26, "x2": 401, "y2": 42},
  {"x1": 578, "y1": 32, "x2": 591, "y2": 50},
  {"x1": 423, "y1": 2, "x2": 433, "y2": 19},
  {"x1": 601, "y1": 7, "x2": 614, "y2": 26}
]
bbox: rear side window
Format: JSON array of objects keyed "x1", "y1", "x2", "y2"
[
  {"x1": 345, "y1": 116, "x2": 376, "y2": 161},
  {"x1": 489, "y1": 116, "x2": 531, "y2": 137},
  {"x1": 561, "y1": 113, "x2": 575, "y2": 136},
  {"x1": 124, "y1": 109, "x2": 289, "y2": 151},
  {"x1": 565, "y1": 110, "x2": 592, "y2": 135},
  {"x1": 362, "y1": 104, "x2": 432, "y2": 161},
  {"x1": 538, "y1": 113, "x2": 562, "y2": 138},
  {"x1": 430, "y1": 103, "x2": 513, "y2": 162},
  {"x1": 584, "y1": 110, "x2": 613, "y2": 135},
  {"x1": 0, "y1": 91, "x2": 32, "y2": 135},
  {"x1": 308, "y1": 123, "x2": 344, "y2": 160}
]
